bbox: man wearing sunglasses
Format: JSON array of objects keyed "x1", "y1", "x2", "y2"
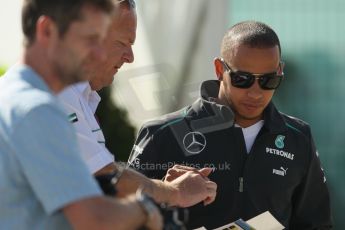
[{"x1": 129, "y1": 21, "x2": 332, "y2": 229}]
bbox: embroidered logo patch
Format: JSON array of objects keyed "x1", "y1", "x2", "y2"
[
  {"x1": 266, "y1": 147, "x2": 294, "y2": 160},
  {"x1": 275, "y1": 135, "x2": 285, "y2": 149},
  {"x1": 273, "y1": 167, "x2": 288, "y2": 176},
  {"x1": 183, "y1": 132, "x2": 206, "y2": 154},
  {"x1": 68, "y1": 113, "x2": 78, "y2": 123}
]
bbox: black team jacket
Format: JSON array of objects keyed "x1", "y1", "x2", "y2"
[{"x1": 128, "y1": 80, "x2": 332, "y2": 229}]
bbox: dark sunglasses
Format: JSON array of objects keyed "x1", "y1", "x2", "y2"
[{"x1": 220, "y1": 58, "x2": 284, "y2": 90}]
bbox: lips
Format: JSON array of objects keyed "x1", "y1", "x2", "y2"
[
  {"x1": 114, "y1": 63, "x2": 123, "y2": 70},
  {"x1": 113, "y1": 65, "x2": 120, "y2": 73},
  {"x1": 241, "y1": 102, "x2": 262, "y2": 112}
]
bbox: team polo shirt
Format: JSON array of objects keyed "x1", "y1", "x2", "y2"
[
  {"x1": 58, "y1": 82, "x2": 114, "y2": 173},
  {"x1": 0, "y1": 65, "x2": 102, "y2": 229}
]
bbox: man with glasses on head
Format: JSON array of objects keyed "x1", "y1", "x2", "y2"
[
  {"x1": 129, "y1": 21, "x2": 332, "y2": 229},
  {"x1": 58, "y1": 0, "x2": 217, "y2": 213}
]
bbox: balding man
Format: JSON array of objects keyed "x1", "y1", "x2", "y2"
[{"x1": 58, "y1": 0, "x2": 217, "y2": 212}]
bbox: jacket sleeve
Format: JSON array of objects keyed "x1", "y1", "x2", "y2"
[
  {"x1": 128, "y1": 126, "x2": 168, "y2": 180},
  {"x1": 290, "y1": 128, "x2": 332, "y2": 229}
]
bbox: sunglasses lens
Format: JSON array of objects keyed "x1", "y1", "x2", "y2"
[
  {"x1": 230, "y1": 72, "x2": 254, "y2": 88},
  {"x1": 259, "y1": 74, "x2": 282, "y2": 90},
  {"x1": 223, "y1": 58, "x2": 284, "y2": 90}
]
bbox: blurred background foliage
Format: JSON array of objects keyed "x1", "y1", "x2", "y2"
[
  {"x1": 0, "y1": 66, "x2": 6, "y2": 76},
  {"x1": 96, "y1": 87, "x2": 135, "y2": 162}
]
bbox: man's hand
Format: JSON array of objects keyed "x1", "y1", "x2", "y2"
[
  {"x1": 164, "y1": 165, "x2": 217, "y2": 207},
  {"x1": 164, "y1": 165, "x2": 213, "y2": 182}
]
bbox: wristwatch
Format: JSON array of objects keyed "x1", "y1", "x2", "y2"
[
  {"x1": 136, "y1": 189, "x2": 160, "y2": 221},
  {"x1": 110, "y1": 163, "x2": 125, "y2": 185},
  {"x1": 94, "y1": 163, "x2": 124, "y2": 196}
]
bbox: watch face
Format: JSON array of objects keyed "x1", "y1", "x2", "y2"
[
  {"x1": 141, "y1": 194, "x2": 157, "y2": 213},
  {"x1": 94, "y1": 173, "x2": 118, "y2": 196},
  {"x1": 113, "y1": 163, "x2": 125, "y2": 184}
]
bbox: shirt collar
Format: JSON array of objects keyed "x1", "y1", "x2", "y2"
[
  {"x1": 5, "y1": 64, "x2": 52, "y2": 94},
  {"x1": 74, "y1": 82, "x2": 101, "y2": 113}
]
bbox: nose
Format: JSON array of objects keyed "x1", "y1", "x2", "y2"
[
  {"x1": 247, "y1": 80, "x2": 263, "y2": 100},
  {"x1": 123, "y1": 46, "x2": 134, "y2": 63}
]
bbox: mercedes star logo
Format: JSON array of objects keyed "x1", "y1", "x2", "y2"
[{"x1": 183, "y1": 131, "x2": 206, "y2": 154}]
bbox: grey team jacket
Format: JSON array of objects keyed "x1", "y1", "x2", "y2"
[{"x1": 128, "y1": 80, "x2": 332, "y2": 229}]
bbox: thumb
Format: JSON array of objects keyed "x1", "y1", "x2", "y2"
[{"x1": 198, "y1": 167, "x2": 214, "y2": 177}]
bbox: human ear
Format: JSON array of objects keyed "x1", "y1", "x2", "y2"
[
  {"x1": 214, "y1": 58, "x2": 224, "y2": 81},
  {"x1": 35, "y1": 15, "x2": 58, "y2": 46}
]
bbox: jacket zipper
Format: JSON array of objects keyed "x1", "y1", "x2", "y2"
[
  {"x1": 239, "y1": 177, "x2": 244, "y2": 192},
  {"x1": 238, "y1": 129, "x2": 265, "y2": 193}
]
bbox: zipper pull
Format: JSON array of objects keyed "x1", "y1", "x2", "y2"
[{"x1": 239, "y1": 177, "x2": 244, "y2": 192}]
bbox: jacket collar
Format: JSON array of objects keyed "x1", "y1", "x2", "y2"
[
  {"x1": 262, "y1": 102, "x2": 287, "y2": 134},
  {"x1": 196, "y1": 80, "x2": 287, "y2": 134}
]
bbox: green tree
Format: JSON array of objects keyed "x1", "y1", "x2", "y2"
[
  {"x1": 96, "y1": 87, "x2": 136, "y2": 162},
  {"x1": 0, "y1": 66, "x2": 6, "y2": 76}
]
